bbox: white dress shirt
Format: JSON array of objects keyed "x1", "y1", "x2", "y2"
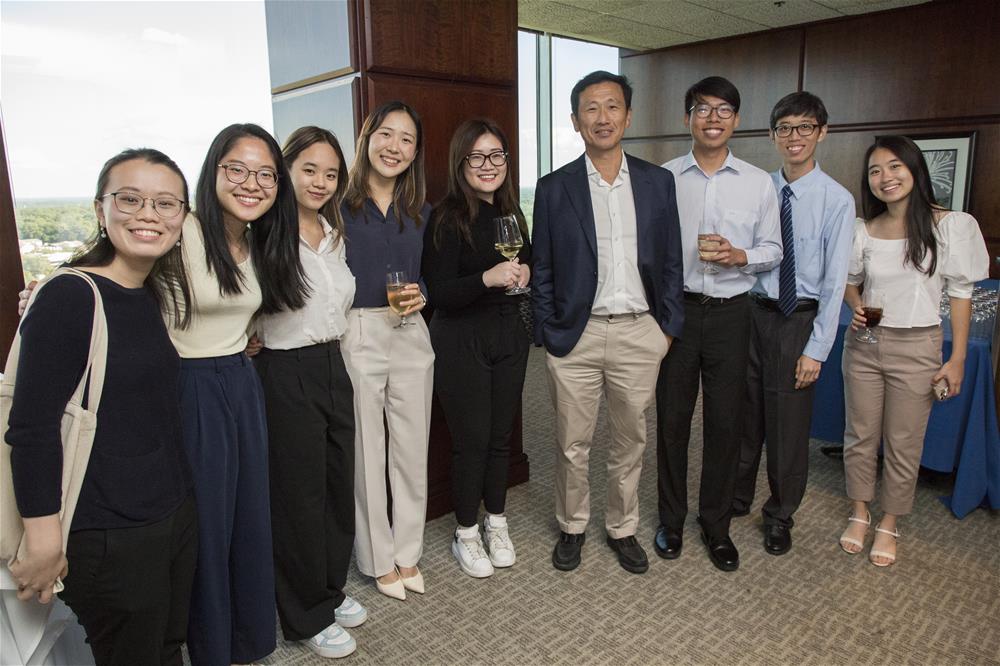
[
  {"x1": 847, "y1": 211, "x2": 989, "y2": 328},
  {"x1": 586, "y1": 152, "x2": 649, "y2": 315},
  {"x1": 256, "y1": 214, "x2": 356, "y2": 349},
  {"x1": 663, "y1": 150, "x2": 782, "y2": 298}
]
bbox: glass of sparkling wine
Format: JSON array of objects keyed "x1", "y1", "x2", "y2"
[
  {"x1": 386, "y1": 271, "x2": 412, "y2": 328},
  {"x1": 698, "y1": 217, "x2": 720, "y2": 274},
  {"x1": 856, "y1": 288, "x2": 885, "y2": 344},
  {"x1": 494, "y1": 215, "x2": 530, "y2": 295}
]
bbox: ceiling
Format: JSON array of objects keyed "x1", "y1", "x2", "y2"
[{"x1": 518, "y1": 0, "x2": 932, "y2": 51}]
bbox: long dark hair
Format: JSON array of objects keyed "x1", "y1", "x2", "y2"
[
  {"x1": 70, "y1": 148, "x2": 192, "y2": 328},
  {"x1": 432, "y1": 119, "x2": 526, "y2": 249},
  {"x1": 344, "y1": 101, "x2": 426, "y2": 229},
  {"x1": 282, "y1": 126, "x2": 348, "y2": 246},
  {"x1": 861, "y1": 135, "x2": 939, "y2": 275},
  {"x1": 194, "y1": 123, "x2": 309, "y2": 313}
]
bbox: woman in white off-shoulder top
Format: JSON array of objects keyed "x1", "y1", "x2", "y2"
[{"x1": 838, "y1": 135, "x2": 989, "y2": 567}]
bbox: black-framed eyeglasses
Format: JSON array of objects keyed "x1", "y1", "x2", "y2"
[
  {"x1": 464, "y1": 151, "x2": 508, "y2": 169},
  {"x1": 773, "y1": 123, "x2": 819, "y2": 138},
  {"x1": 100, "y1": 192, "x2": 187, "y2": 219},
  {"x1": 218, "y1": 163, "x2": 278, "y2": 189},
  {"x1": 689, "y1": 103, "x2": 736, "y2": 119}
]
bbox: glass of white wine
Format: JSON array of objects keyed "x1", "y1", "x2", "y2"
[
  {"x1": 386, "y1": 270, "x2": 412, "y2": 328},
  {"x1": 494, "y1": 215, "x2": 530, "y2": 295}
]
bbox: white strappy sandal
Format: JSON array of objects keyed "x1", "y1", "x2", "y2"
[
  {"x1": 839, "y1": 511, "x2": 871, "y2": 554},
  {"x1": 869, "y1": 523, "x2": 900, "y2": 567}
]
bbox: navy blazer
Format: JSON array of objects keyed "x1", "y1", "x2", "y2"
[{"x1": 531, "y1": 153, "x2": 685, "y2": 358}]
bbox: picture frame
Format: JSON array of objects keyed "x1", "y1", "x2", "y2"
[{"x1": 907, "y1": 132, "x2": 976, "y2": 212}]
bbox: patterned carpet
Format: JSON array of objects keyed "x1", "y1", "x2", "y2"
[{"x1": 263, "y1": 347, "x2": 1000, "y2": 665}]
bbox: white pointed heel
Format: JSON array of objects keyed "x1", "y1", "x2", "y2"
[{"x1": 375, "y1": 569, "x2": 406, "y2": 600}]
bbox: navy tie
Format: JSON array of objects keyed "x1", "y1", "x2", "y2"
[{"x1": 778, "y1": 185, "x2": 797, "y2": 316}]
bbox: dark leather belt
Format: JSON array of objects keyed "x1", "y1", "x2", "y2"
[
  {"x1": 683, "y1": 291, "x2": 748, "y2": 306},
  {"x1": 752, "y1": 294, "x2": 819, "y2": 313}
]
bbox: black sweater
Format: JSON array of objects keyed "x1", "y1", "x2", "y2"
[
  {"x1": 6, "y1": 272, "x2": 191, "y2": 530},
  {"x1": 422, "y1": 200, "x2": 532, "y2": 313}
]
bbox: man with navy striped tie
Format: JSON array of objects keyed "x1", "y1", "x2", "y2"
[
  {"x1": 655, "y1": 76, "x2": 782, "y2": 572},
  {"x1": 732, "y1": 92, "x2": 855, "y2": 555}
]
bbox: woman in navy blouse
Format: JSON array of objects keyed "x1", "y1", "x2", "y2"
[{"x1": 340, "y1": 101, "x2": 434, "y2": 600}]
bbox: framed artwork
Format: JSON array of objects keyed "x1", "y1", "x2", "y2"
[{"x1": 908, "y1": 132, "x2": 976, "y2": 212}]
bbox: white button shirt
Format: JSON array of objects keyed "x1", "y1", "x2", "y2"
[
  {"x1": 255, "y1": 214, "x2": 356, "y2": 349},
  {"x1": 586, "y1": 152, "x2": 649, "y2": 315},
  {"x1": 663, "y1": 150, "x2": 782, "y2": 298}
]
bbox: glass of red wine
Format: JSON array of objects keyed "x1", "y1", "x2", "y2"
[{"x1": 856, "y1": 288, "x2": 885, "y2": 344}]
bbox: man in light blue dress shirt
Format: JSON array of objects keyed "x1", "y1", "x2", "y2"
[{"x1": 732, "y1": 92, "x2": 855, "y2": 555}]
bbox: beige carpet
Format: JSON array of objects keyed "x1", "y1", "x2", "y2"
[{"x1": 263, "y1": 347, "x2": 1000, "y2": 665}]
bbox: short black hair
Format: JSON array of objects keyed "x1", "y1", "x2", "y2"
[
  {"x1": 769, "y1": 91, "x2": 829, "y2": 129},
  {"x1": 571, "y1": 70, "x2": 633, "y2": 116},
  {"x1": 684, "y1": 76, "x2": 740, "y2": 115}
]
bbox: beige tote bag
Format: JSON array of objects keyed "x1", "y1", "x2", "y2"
[{"x1": 0, "y1": 268, "x2": 108, "y2": 566}]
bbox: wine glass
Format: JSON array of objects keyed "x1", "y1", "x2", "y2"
[
  {"x1": 386, "y1": 271, "x2": 412, "y2": 328},
  {"x1": 494, "y1": 215, "x2": 530, "y2": 295},
  {"x1": 856, "y1": 288, "x2": 885, "y2": 344},
  {"x1": 698, "y1": 216, "x2": 720, "y2": 274}
]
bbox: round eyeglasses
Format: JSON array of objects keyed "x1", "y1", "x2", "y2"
[
  {"x1": 100, "y1": 192, "x2": 187, "y2": 219},
  {"x1": 464, "y1": 151, "x2": 508, "y2": 169},
  {"x1": 689, "y1": 103, "x2": 736, "y2": 119},
  {"x1": 218, "y1": 163, "x2": 278, "y2": 189},
  {"x1": 773, "y1": 123, "x2": 819, "y2": 138}
]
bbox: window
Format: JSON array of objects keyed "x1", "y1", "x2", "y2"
[{"x1": 517, "y1": 31, "x2": 538, "y2": 228}]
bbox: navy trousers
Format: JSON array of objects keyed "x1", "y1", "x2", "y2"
[{"x1": 179, "y1": 353, "x2": 276, "y2": 666}]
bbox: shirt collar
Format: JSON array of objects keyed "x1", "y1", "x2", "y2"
[
  {"x1": 680, "y1": 149, "x2": 739, "y2": 177},
  {"x1": 776, "y1": 161, "x2": 824, "y2": 198},
  {"x1": 584, "y1": 150, "x2": 629, "y2": 180}
]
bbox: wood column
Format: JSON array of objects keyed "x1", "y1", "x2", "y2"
[
  {"x1": 1, "y1": 117, "x2": 25, "y2": 367},
  {"x1": 351, "y1": 0, "x2": 527, "y2": 519}
]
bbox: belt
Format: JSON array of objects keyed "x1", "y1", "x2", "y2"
[
  {"x1": 752, "y1": 294, "x2": 819, "y2": 313},
  {"x1": 589, "y1": 311, "x2": 648, "y2": 322},
  {"x1": 683, "y1": 291, "x2": 748, "y2": 306}
]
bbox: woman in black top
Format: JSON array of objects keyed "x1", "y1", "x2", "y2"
[
  {"x1": 6, "y1": 149, "x2": 197, "y2": 665},
  {"x1": 422, "y1": 119, "x2": 531, "y2": 578}
]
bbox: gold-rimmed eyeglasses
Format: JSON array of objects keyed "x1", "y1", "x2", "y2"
[
  {"x1": 218, "y1": 163, "x2": 278, "y2": 189},
  {"x1": 689, "y1": 103, "x2": 736, "y2": 119},
  {"x1": 100, "y1": 192, "x2": 187, "y2": 219}
]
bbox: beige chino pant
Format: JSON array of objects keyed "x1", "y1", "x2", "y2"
[
  {"x1": 546, "y1": 313, "x2": 670, "y2": 537},
  {"x1": 843, "y1": 325, "x2": 942, "y2": 515},
  {"x1": 341, "y1": 307, "x2": 434, "y2": 578}
]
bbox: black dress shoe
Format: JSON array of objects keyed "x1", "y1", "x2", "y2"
[
  {"x1": 731, "y1": 502, "x2": 751, "y2": 518},
  {"x1": 606, "y1": 535, "x2": 649, "y2": 574},
  {"x1": 552, "y1": 531, "x2": 585, "y2": 571},
  {"x1": 764, "y1": 523, "x2": 792, "y2": 555},
  {"x1": 699, "y1": 526, "x2": 740, "y2": 572},
  {"x1": 653, "y1": 525, "x2": 683, "y2": 559}
]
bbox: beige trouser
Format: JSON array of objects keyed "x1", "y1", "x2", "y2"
[
  {"x1": 843, "y1": 325, "x2": 942, "y2": 515},
  {"x1": 341, "y1": 307, "x2": 434, "y2": 578},
  {"x1": 546, "y1": 313, "x2": 670, "y2": 537}
]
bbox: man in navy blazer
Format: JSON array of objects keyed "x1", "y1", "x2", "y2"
[{"x1": 532, "y1": 70, "x2": 684, "y2": 574}]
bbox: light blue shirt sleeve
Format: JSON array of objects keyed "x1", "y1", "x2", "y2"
[
  {"x1": 740, "y1": 176, "x2": 783, "y2": 273},
  {"x1": 803, "y1": 192, "x2": 855, "y2": 361}
]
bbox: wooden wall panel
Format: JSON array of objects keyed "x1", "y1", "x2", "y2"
[
  {"x1": 625, "y1": 29, "x2": 801, "y2": 137},
  {"x1": 363, "y1": 0, "x2": 517, "y2": 85},
  {"x1": 365, "y1": 72, "x2": 518, "y2": 205},
  {"x1": 805, "y1": 2, "x2": 1000, "y2": 125},
  {"x1": 621, "y1": 0, "x2": 999, "y2": 278}
]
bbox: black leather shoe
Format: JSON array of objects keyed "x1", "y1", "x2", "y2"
[
  {"x1": 699, "y1": 525, "x2": 740, "y2": 572},
  {"x1": 606, "y1": 535, "x2": 649, "y2": 574},
  {"x1": 764, "y1": 523, "x2": 792, "y2": 555},
  {"x1": 653, "y1": 525, "x2": 683, "y2": 559},
  {"x1": 731, "y1": 502, "x2": 751, "y2": 518},
  {"x1": 552, "y1": 531, "x2": 585, "y2": 571}
]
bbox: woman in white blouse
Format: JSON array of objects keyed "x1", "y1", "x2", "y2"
[
  {"x1": 250, "y1": 126, "x2": 363, "y2": 659},
  {"x1": 838, "y1": 135, "x2": 989, "y2": 566}
]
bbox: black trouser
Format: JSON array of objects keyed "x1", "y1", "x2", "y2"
[
  {"x1": 430, "y1": 303, "x2": 529, "y2": 528},
  {"x1": 60, "y1": 494, "x2": 198, "y2": 666},
  {"x1": 254, "y1": 340, "x2": 355, "y2": 642},
  {"x1": 733, "y1": 298, "x2": 818, "y2": 527},
  {"x1": 656, "y1": 293, "x2": 750, "y2": 539}
]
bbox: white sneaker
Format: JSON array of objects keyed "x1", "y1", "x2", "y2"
[
  {"x1": 306, "y1": 623, "x2": 356, "y2": 659},
  {"x1": 334, "y1": 595, "x2": 367, "y2": 628},
  {"x1": 484, "y1": 514, "x2": 516, "y2": 567},
  {"x1": 452, "y1": 526, "x2": 494, "y2": 578}
]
